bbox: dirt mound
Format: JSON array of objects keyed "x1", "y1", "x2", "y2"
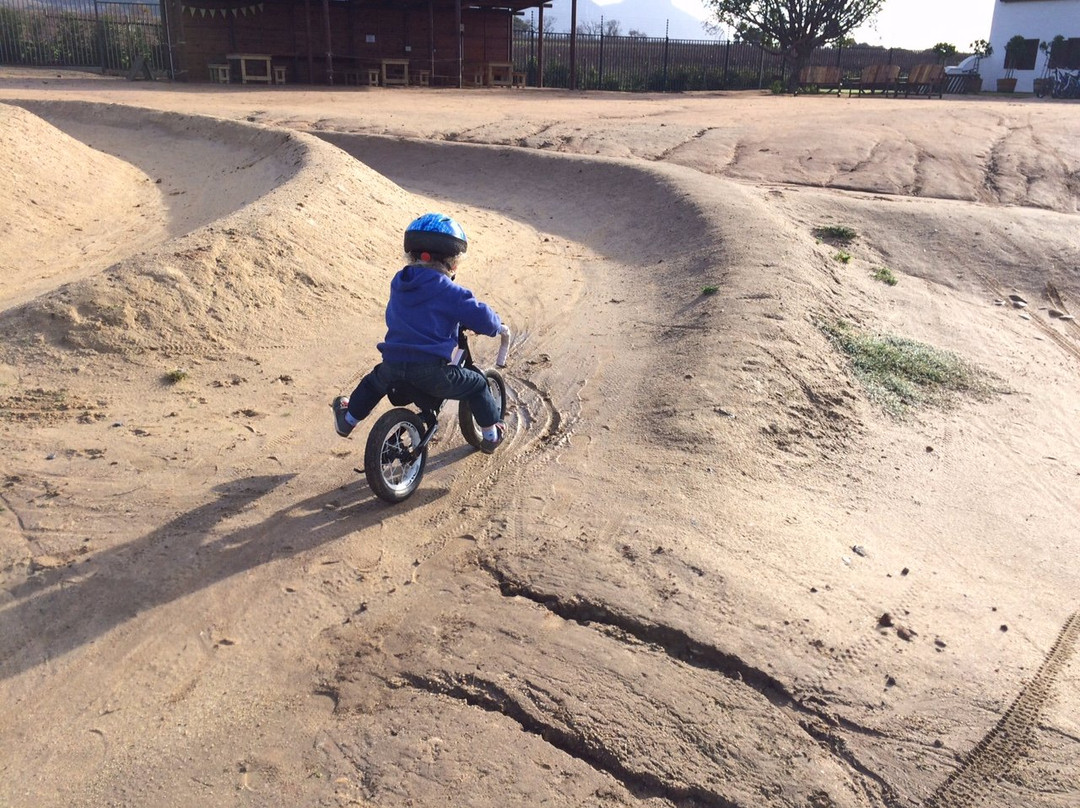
[
  {"x1": 0, "y1": 103, "x2": 164, "y2": 307},
  {"x1": 0, "y1": 104, "x2": 416, "y2": 360}
]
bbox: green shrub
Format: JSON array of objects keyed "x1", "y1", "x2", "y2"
[
  {"x1": 818, "y1": 318, "x2": 1000, "y2": 416},
  {"x1": 813, "y1": 224, "x2": 858, "y2": 245},
  {"x1": 872, "y1": 266, "x2": 898, "y2": 285}
]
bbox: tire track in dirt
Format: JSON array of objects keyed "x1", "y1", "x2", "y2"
[
  {"x1": 924, "y1": 610, "x2": 1080, "y2": 808},
  {"x1": 653, "y1": 127, "x2": 713, "y2": 162},
  {"x1": 396, "y1": 669, "x2": 744, "y2": 808},
  {"x1": 476, "y1": 557, "x2": 902, "y2": 808},
  {"x1": 974, "y1": 269, "x2": 1080, "y2": 369}
]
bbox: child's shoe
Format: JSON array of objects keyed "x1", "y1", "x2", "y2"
[
  {"x1": 331, "y1": 396, "x2": 354, "y2": 437},
  {"x1": 479, "y1": 422, "x2": 505, "y2": 454}
]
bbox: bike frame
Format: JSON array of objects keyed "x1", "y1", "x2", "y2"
[
  {"x1": 1050, "y1": 68, "x2": 1080, "y2": 99},
  {"x1": 381, "y1": 326, "x2": 510, "y2": 463}
]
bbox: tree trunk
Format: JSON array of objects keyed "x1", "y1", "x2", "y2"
[{"x1": 786, "y1": 52, "x2": 809, "y2": 94}]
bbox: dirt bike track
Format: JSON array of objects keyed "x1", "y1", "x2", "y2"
[{"x1": 1, "y1": 72, "x2": 1079, "y2": 807}]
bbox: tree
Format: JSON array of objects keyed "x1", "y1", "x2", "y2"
[
  {"x1": 703, "y1": 0, "x2": 885, "y2": 91},
  {"x1": 516, "y1": 12, "x2": 557, "y2": 35},
  {"x1": 577, "y1": 18, "x2": 623, "y2": 36},
  {"x1": 932, "y1": 42, "x2": 957, "y2": 65}
]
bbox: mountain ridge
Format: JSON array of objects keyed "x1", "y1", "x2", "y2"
[{"x1": 539, "y1": 1, "x2": 716, "y2": 41}]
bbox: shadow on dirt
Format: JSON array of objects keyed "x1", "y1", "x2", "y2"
[{"x1": 0, "y1": 471, "x2": 444, "y2": 681}]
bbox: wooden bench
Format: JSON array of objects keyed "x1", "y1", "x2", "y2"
[
  {"x1": 795, "y1": 65, "x2": 842, "y2": 95},
  {"x1": 208, "y1": 63, "x2": 230, "y2": 84},
  {"x1": 846, "y1": 64, "x2": 901, "y2": 96},
  {"x1": 900, "y1": 63, "x2": 945, "y2": 98}
]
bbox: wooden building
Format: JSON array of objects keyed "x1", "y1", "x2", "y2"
[{"x1": 170, "y1": 0, "x2": 551, "y2": 86}]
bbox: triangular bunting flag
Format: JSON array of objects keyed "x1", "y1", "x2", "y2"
[{"x1": 199, "y1": 7, "x2": 206, "y2": 16}]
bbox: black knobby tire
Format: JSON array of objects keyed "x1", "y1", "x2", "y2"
[
  {"x1": 364, "y1": 408, "x2": 428, "y2": 503},
  {"x1": 458, "y1": 369, "x2": 507, "y2": 449}
]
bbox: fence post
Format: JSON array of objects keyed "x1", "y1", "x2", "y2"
[
  {"x1": 758, "y1": 45, "x2": 765, "y2": 89},
  {"x1": 723, "y1": 40, "x2": 730, "y2": 89},
  {"x1": 599, "y1": 21, "x2": 604, "y2": 90},
  {"x1": 94, "y1": 0, "x2": 105, "y2": 73},
  {"x1": 662, "y1": 20, "x2": 669, "y2": 91},
  {"x1": 569, "y1": 0, "x2": 577, "y2": 90},
  {"x1": 160, "y1": 0, "x2": 175, "y2": 79},
  {"x1": 537, "y1": 5, "x2": 545, "y2": 88}
]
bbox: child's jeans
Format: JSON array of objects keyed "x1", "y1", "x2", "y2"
[{"x1": 347, "y1": 360, "x2": 500, "y2": 427}]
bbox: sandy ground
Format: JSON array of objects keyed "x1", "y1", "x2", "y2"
[{"x1": 1, "y1": 67, "x2": 1079, "y2": 808}]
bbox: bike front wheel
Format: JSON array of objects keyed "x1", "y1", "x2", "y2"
[
  {"x1": 458, "y1": 370, "x2": 507, "y2": 449},
  {"x1": 364, "y1": 408, "x2": 428, "y2": 503}
]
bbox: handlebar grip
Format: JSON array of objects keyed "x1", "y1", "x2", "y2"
[{"x1": 495, "y1": 328, "x2": 510, "y2": 368}]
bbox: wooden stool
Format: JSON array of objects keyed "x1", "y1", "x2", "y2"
[
  {"x1": 367, "y1": 68, "x2": 380, "y2": 87},
  {"x1": 208, "y1": 63, "x2": 230, "y2": 84},
  {"x1": 417, "y1": 69, "x2": 430, "y2": 87},
  {"x1": 272, "y1": 65, "x2": 286, "y2": 84},
  {"x1": 512, "y1": 71, "x2": 526, "y2": 88}
]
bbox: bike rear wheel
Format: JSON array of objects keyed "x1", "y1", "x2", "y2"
[
  {"x1": 364, "y1": 408, "x2": 428, "y2": 503},
  {"x1": 458, "y1": 370, "x2": 507, "y2": 449}
]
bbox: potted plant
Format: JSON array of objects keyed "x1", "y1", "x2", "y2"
[
  {"x1": 997, "y1": 34, "x2": 1026, "y2": 93},
  {"x1": 967, "y1": 39, "x2": 992, "y2": 93},
  {"x1": 1034, "y1": 35, "x2": 1064, "y2": 97}
]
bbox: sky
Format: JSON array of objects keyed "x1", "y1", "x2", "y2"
[{"x1": 593, "y1": 0, "x2": 996, "y2": 51}]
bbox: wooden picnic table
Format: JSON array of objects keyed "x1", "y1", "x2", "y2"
[
  {"x1": 226, "y1": 53, "x2": 272, "y2": 85},
  {"x1": 381, "y1": 59, "x2": 409, "y2": 86},
  {"x1": 486, "y1": 62, "x2": 514, "y2": 87}
]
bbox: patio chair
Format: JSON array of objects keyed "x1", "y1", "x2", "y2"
[
  {"x1": 795, "y1": 65, "x2": 843, "y2": 95},
  {"x1": 847, "y1": 64, "x2": 901, "y2": 97},
  {"x1": 900, "y1": 64, "x2": 945, "y2": 98}
]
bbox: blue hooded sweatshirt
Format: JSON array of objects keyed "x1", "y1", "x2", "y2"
[{"x1": 378, "y1": 265, "x2": 502, "y2": 363}]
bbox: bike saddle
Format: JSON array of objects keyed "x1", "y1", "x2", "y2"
[{"x1": 386, "y1": 383, "x2": 441, "y2": 413}]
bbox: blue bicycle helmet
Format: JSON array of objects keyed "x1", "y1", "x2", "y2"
[{"x1": 404, "y1": 213, "x2": 468, "y2": 258}]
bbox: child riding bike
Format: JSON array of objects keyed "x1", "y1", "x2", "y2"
[{"x1": 331, "y1": 213, "x2": 507, "y2": 453}]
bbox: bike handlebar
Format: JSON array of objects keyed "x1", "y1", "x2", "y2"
[{"x1": 495, "y1": 325, "x2": 510, "y2": 368}]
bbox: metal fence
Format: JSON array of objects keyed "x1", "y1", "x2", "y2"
[
  {"x1": 513, "y1": 30, "x2": 950, "y2": 93},
  {"x1": 0, "y1": 0, "x2": 167, "y2": 75},
  {"x1": 0, "y1": 4, "x2": 953, "y2": 91}
]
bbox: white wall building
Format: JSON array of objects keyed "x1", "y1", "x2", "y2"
[{"x1": 985, "y1": 0, "x2": 1080, "y2": 91}]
